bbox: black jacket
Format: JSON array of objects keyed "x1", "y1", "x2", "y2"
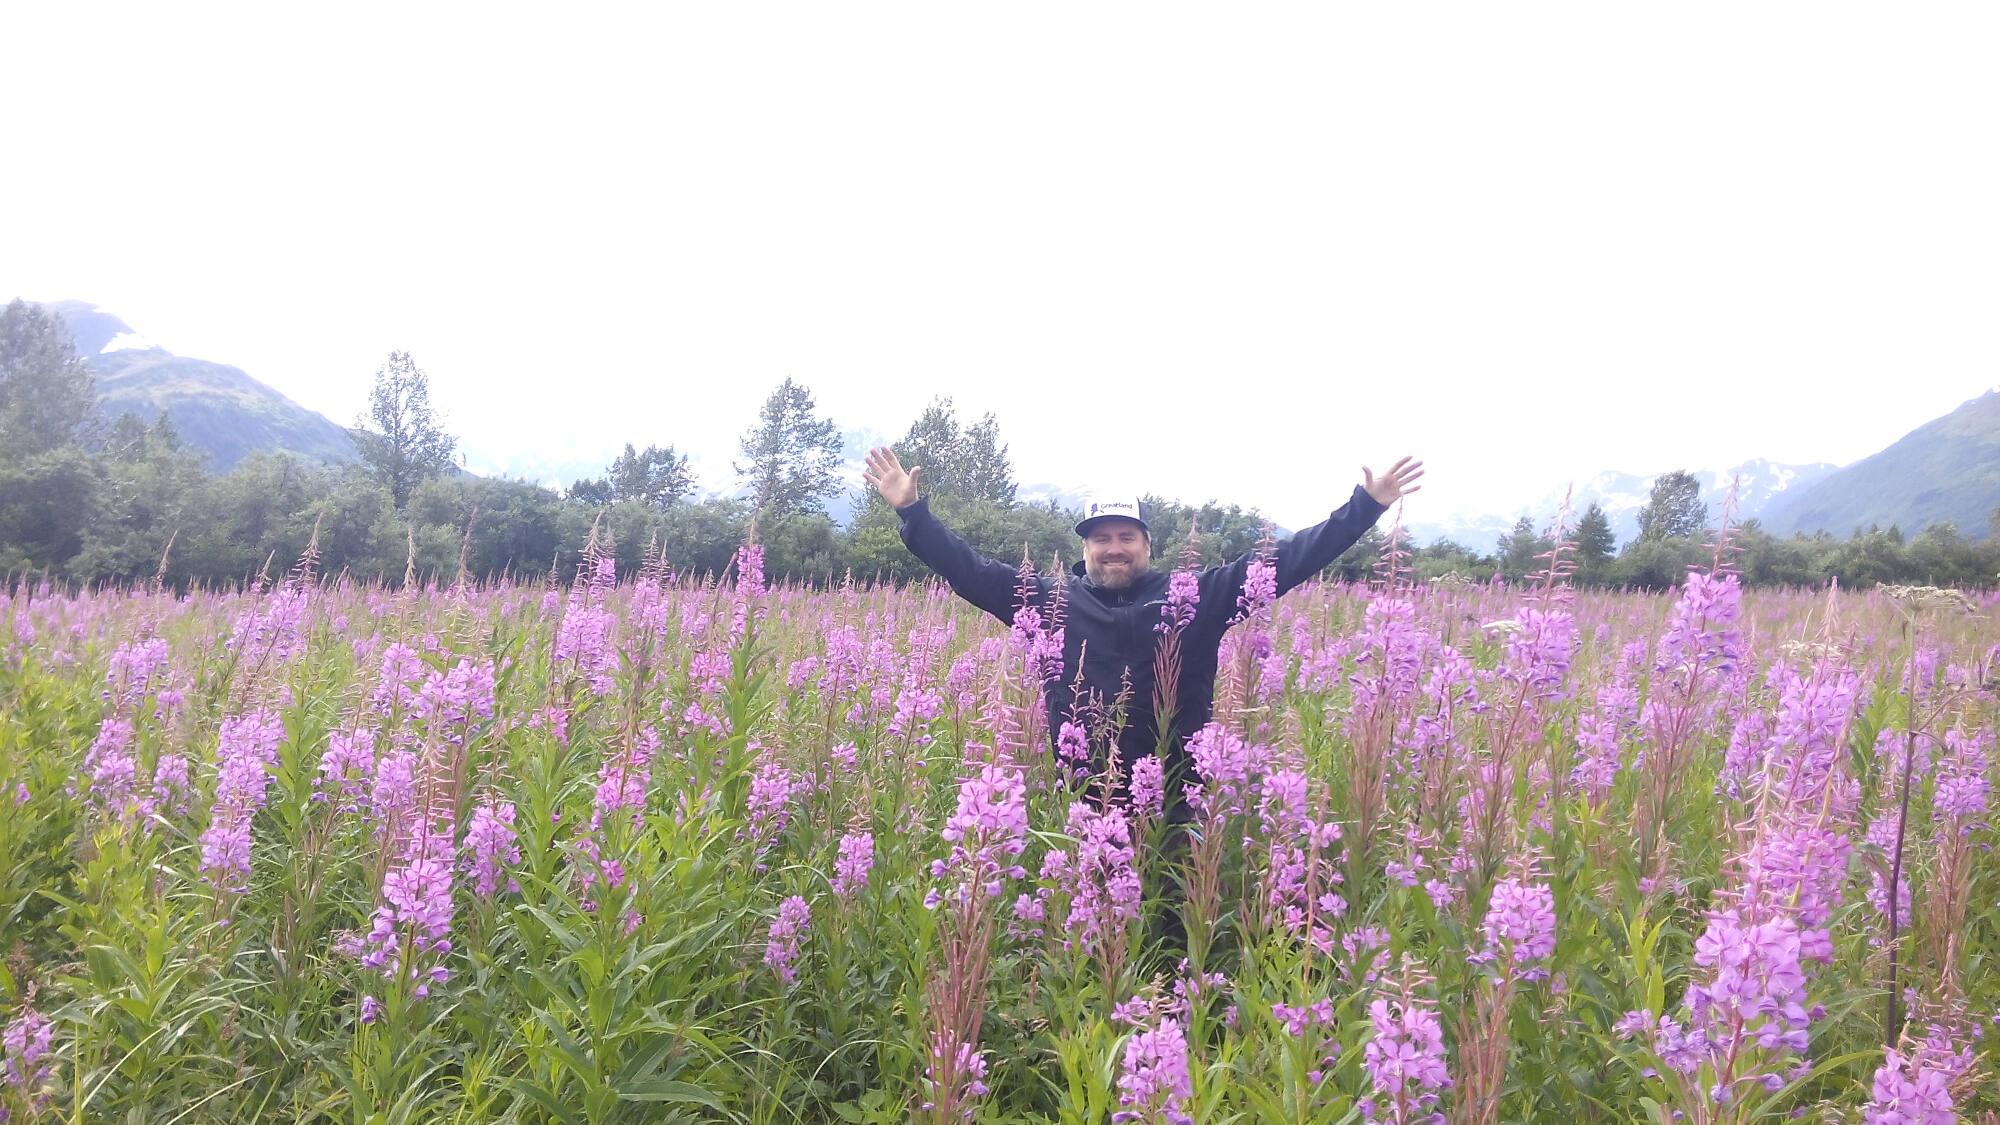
[{"x1": 896, "y1": 486, "x2": 1387, "y2": 785}]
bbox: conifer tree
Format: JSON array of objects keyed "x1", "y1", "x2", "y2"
[
  {"x1": 736, "y1": 377, "x2": 843, "y2": 517},
  {"x1": 353, "y1": 351, "x2": 457, "y2": 509},
  {"x1": 1635, "y1": 470, "x2": 1705, "y2": 542}
]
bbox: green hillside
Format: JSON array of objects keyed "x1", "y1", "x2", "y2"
[
  {"x1": 93, "y1": 350, "x2": 359, "y2": 471},
  {"x1": 1762, "y1": 389, "x2": 2000, "y2": 540},
  {"x1": 44, "y1": 302, "x2": 359, "y2": 472}
]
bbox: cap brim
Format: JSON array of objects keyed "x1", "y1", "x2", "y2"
[{"x1": 1074, "y1": 515, "x2": 1150, "y2": 538}]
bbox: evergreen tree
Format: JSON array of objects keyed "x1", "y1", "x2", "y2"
[
  {"x1": 957, "y1": 411, "x2": 1016, "y2": 507},
  {"x1": 565, "y1": 476, "x2": 615, "y2": 505},
  {"x1": 1635, "y1": 470, "x2": 1705, "y2": 542},
  {"x1": 74, "y1": 412, "x2": 210, "y2": 583},
  {"x1": 1575, "y1": 502, "x2": 1616, "y2": 570},
  {"x1": 736, "y1": 377, "x2": 843, "y2": 517},
  {"x1": 606, "y1": 443, "x2": 694, "y2": 510},
  {"x1": 0, "y1": 298, "x2": 101, "y2": 459},
  {"x1": 1497, "y1": 516, "x2": 1553, "y2": 582},
  {"x1": 890, "y1": 397, "x2": 1016, "y2": 507},
  {"x1": 353, "y1": 351, "x2": 457, "y2": 509}
]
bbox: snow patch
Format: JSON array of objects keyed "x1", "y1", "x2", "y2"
[{"x1": 100, "y1": 332, "x2": 160, "y2": 354}]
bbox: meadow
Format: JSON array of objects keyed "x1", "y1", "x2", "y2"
[{"x1": 1, "y1": 527, "x2": 1995, "y2": 1124}]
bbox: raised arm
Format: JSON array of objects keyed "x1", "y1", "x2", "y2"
[
  {"x1": 1197, "y1": 457, "x2": 1425, "y2": 612},
  {"x1": 865, "y1": 445, "x2": 1023, "y2": 623}
]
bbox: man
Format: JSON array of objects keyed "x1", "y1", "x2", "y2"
[{"x1": 862, "y1": 446, "x2": 1422, "y2": 808}]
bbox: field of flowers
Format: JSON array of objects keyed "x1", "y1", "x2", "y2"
[{"x1": 1, "y1": 526, "x2": 1996, "y2": 1124}]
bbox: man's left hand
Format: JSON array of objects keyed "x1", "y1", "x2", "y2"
[{"x1": 1363, "y1": 457, "x2": 1425, "y2": 507}]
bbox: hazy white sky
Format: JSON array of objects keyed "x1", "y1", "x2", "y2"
[{"x1": 4, "y1": 3, "x2": 1996, "y2": 529}]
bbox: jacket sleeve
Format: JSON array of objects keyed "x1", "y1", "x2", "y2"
[
  {"x1": 1196, "y1": 485, "x2": 1388, "y2": 616},
  {"x1": 896, "y1": 497, "x2": 1023, "y2": 624}
]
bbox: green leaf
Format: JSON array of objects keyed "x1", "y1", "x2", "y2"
[{"x1": 617, "y1": 1078, "x2": 727, "y2": 1109}]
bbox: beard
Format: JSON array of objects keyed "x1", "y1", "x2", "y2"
[{"x1": 1085, "y1": 556, "x2": 1150, "y2": 590}]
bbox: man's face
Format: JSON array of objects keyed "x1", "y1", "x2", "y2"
[{"x1": 1082, "y1": 519, "x2": 1151, "y2": 590}]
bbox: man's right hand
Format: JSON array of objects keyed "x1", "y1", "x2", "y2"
[{"x1": 862, "y1": 446, "x2": 921, "y2": 509}]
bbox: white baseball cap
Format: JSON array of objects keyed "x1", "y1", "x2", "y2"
[{"x1": 1074, "y1": 499, "x2": 1149, "y2": 537}]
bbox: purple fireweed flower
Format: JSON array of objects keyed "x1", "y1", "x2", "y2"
[
  {"x1": 1760, "y1": 657, "x2": 1862, "y2": 807},
  {"x1": 1864, "y1": 866, "x2": 1913, "y2": 943},
  {"x1": 1495, "y1": 608, "x2": 1578, "y2": 701},
  {"x1": 1155, "y1": 568, "x2": 1199, "y2": 634},
  {"x1": 1128, "y1": 755, "x2": 1165, "y2": 821},
  {"x1": 688, "y1": 648, "x2": 732, "y2": 695},
  {"x1": 1572, "y1": 669, "x2": 1641, "y2": 801},
  {"x1": 1056, "y1": 721, "x2": 1090, "y2": 769},
  {"x1": 359, "y1": 831, "x2": 456, "y2": 998},
  {"x1": 1346, "y1": 597, "x2": 1426, "y2": 710},
  {"x1": 1168, "y1": 968, "x2": 1224, "y2": 1020},
  {"x1": 1655, "y1": 571, "x2": 1744, "y2": 681},
  {"x1": 764, "y1": 895, "x2": 810, "y2": 985},
  {"x1": 83, "y1": 716, "x2": 138, "y2": 814},
  {"x1": 227, "y1": 585, "x2": 310, "y2": 665},
  {"x1": 1009, "y1": 600, "x2": 1065, "y2": 688},
  {"x1": 1256, "y1": 768, "x2": 1344, "y2": 940},
  {"x1": 105, "y1": 636, "x2": 170, "y2": 710},
  {"x1": 1272, "y1": 999, "x2": 1336, "y2": 1038},
  {"x1": 463, "y1": 800, "x2": 521, "y2": 897},
  {"x1": 2, "y1": 1004, "x2": 53, "y2": 1094},
  {"x1": 11, "y1": 782, "x2": 26, "y2": 805},
  {"x1": 411, "y1": 658, "x2": 497, "y2": 741},
  {"x1": 1361, "y1": 995, "x2": 1451, "y2": 1124},
  {"x1": 593, "y1": 726, "x2": 656, "y2": 830},
  {"x1": 1114, "y1": 1016, "x2": 1194, "y2": 1125},
  {"x1": 1932, "y1": 728, "x2": 1990, "y2": 829},
  {"x1": 315, "y1": 727, "x2": 376, "y2": 810},
  {"x1": 889, "y1": 683, "x2": 944, "y2": 743},
  {"x1": 150, "y1": 753, "x2": 192, "y2": 819},
  {"x1": 1470, "y1": 879, "x2": 1557, "y2": 982},
  {"x1": 1236, "y1": 557, "x2": 1277, "y2": 622},
  {"x1": 1186, "y1": 722, "x2": 1264, "y2": 819},
  {"x1": 1862, "y1": 1046, "x2": 1957, "y2": 1125},
  {"x1": 1110, "y1": 996, "x2": 1156, "y2": 1027},
  {"x1": 1720, "y1": 707, "x2": 1771, "y2": 794},
  {"x1": 831, "y1": 832, "x2": 873, "y2": 898},
  {"x1": 1010, "y1": 848, "x2": 1068, "y2": 942},
  {"x1": 1422, "y1": 878, "x2": 1457, "y2": 910},
  {"x1": 927, "y1": 762, "x2": 1029, "y2": 909},
  {"x1": 785, "y1": 655, "x2": 820, "y2": 690},
  {"x1": 1059, "y1": 801, "x2": 1143, "y2": 955},
  {"x1": 1674, "y1": 908, "x2": 1814, "y2": 1087},
  {"x1": 922, "y1": 1033, "x2": 991, "y2": 1118},
  {"x1": 366, "y1": 748, "x2": 422, "y2": 856},
  {"x1": 372, "y1": 642, "x2": 425, "y2": 714},
  {"x1": 359, "y1": 994, "x2": 381, "y2": 1024},
  {"x1": 554, "y1": 579, "x2": 617, "y2": 694},
  {"x1": 200, "y1": 709, "x2": 286, "y2": 891},
  {"x1": 744, "y1": 757, "x2": 797, "y2": 857}
]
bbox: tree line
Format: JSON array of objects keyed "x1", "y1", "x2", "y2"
[{"x1": 2, "y1": 299, "x2": 1994, "y2": 593}]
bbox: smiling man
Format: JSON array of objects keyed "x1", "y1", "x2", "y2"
[{"x1": 862, "y1": 446, "x2": 1423, "y2": 813}]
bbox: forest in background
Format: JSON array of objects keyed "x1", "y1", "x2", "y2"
[{"x1": 3, "y1": 299, "x2": 1997, "y2": 593}]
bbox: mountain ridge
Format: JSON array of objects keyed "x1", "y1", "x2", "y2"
[
  {"x1": 45, "y1": 301, "x2": 359, "y2": 472},
  {"x1": 33, "y1": 301, "x2": 1995, "y2": 543},
  {"x1": 1760, "y1": 389, "x2": 2000, "y2": 540}
]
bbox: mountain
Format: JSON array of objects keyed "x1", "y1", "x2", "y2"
[
  {"x1": 44, "y1": 301, "x2": 359, "y2": 472},
  {"x1": 1760, "y1": 389, "x2": 2000, "y2": 540},
  {"x1": 1403, "y1": 458, "x2": 1840, "y2": 551}
]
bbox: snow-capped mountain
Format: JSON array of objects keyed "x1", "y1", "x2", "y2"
[{"x1": 1403, "y1": 458, "x2": 1841, "y2": 550}]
